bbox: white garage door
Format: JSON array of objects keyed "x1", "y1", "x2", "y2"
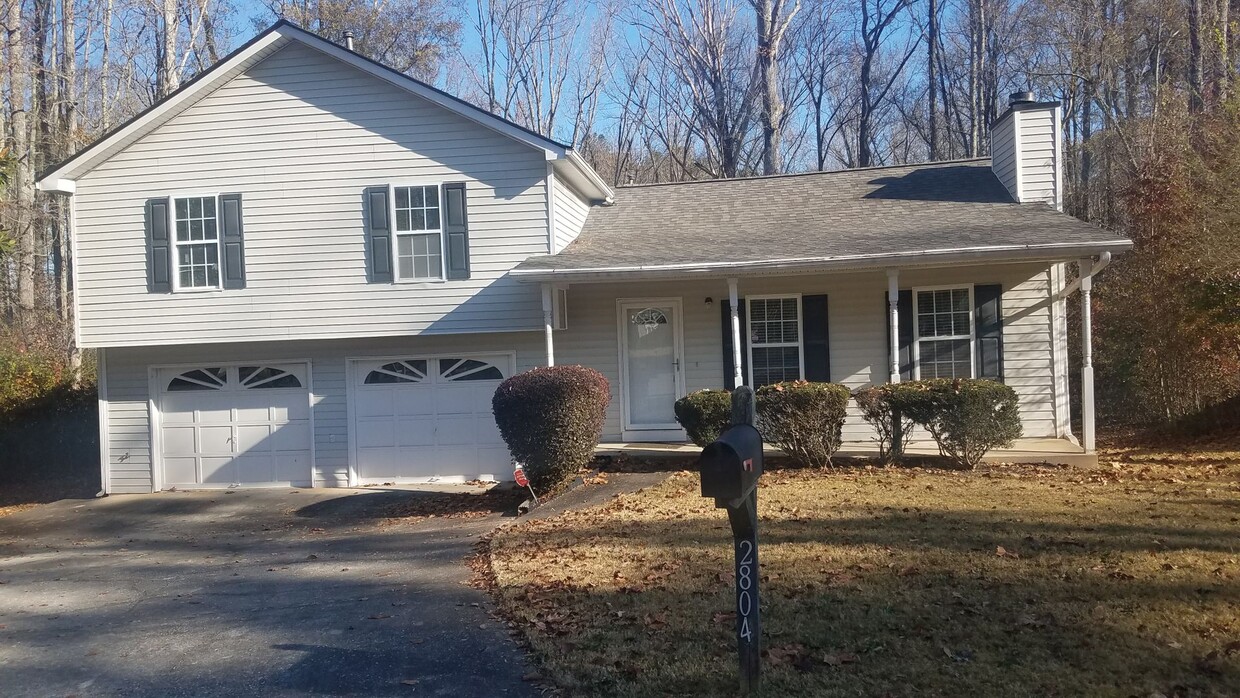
[
  {"x1": 352, "y1": 355, "x2": 511, "y2": 484},
  {"x1": 158, "y1": 364, "x2": 312, "y2": 488}
]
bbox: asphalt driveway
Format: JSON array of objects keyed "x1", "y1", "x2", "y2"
[{"x1": 0, "y1": 487, "x2": 540, "y2": 697}]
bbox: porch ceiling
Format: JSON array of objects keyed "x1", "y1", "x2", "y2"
[{"x1": 515, "y1": 159, "x2": 1131, "y2": 282}]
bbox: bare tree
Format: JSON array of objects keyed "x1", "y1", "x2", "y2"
[
  {"x1": 856, "y1": 0, "x2": 918, "y2": 167},
  {"x1": 749, "y1": 0, "x2": 800, "y2": 173}
]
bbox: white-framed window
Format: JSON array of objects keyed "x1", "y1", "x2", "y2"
[
  {"x1": 913, "y1": 285, "x2": 975, "y2": 380},
  {"x1": 172, "y1": 196, "x2": 220, "y2": 290},
  {"x1": 392, "y1": 184, "x2": 443, "y2": 281},
  {"x1": 747, "y1": 295, "x2": 804, "y2": 387}
]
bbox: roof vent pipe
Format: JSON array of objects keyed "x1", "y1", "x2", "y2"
[
  {"x1": 344, "y1": 30, "x2": 355, "y2": 51},
  {"x1": 1009, "y1": 91, "x2": 1035, "y2": 106}
]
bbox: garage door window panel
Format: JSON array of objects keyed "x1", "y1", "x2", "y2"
[
  {"x1": 439, "y1": 358, "x2": 504, "y2": 381},
  {"x1": 364, "y1": 360, "x2": 428, "y2": 384},
  {"x1": 167, "y1": 368, "x2": 227, "y2": 391},
  {"x1": 239, "y1": 366, "x2": 302, "y2": 389}
]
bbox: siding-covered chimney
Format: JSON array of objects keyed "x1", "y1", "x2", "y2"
[{"x1": 990, "y1": 92, "x2": 1063, "y2": 210}]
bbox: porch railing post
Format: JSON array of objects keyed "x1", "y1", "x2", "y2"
[
  {"x1": 728, "y1": 278, "x2": 744, "y2": 387},
  {"x1": 887, "y1": 269, "x2": 900, "y2": 384},
  {"x1": 1080, "y1": 259, "x2": 1095, "y2": 453},
  {"x1": 541, "y1": 283, "x2": 555, "y2": 367}
]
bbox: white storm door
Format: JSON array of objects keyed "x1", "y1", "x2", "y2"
[{"x1": 619, "y1": 300, "x2": 684, "y2": 433}]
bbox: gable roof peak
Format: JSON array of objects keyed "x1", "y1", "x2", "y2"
[{"x1": 37, "y1": 20, "x2": 612, "y2": 201}]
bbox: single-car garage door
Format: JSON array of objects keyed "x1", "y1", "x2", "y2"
[
  {"x1": 157, "y1": 363, "x2": 312, "y2": 488},
  {"x1": 352, "y1": 355, "x2": 511, "y2": 484}
]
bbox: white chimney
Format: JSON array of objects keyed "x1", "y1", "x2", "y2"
[{"x1": 990, "y1": 92, "x2": 1063, "y2": 211}]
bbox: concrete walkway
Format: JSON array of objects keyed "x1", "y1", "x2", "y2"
[{"x1": 0, "y1": 487, "x2": 541, "y2": 697}]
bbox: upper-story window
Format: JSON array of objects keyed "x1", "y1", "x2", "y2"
[
  {"x1": 914, "y1": 286, "x2": 974, "y2": 379},
  {"x1": 393, "y1": 185, "x2": 443, "y2": 281},
  {"x1": 174, "y1": 196, "x2": 220, "y2": 289}
]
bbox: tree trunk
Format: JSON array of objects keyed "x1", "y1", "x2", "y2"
[
  {"x1": 8, "y1": 0, "x2": 36, "y2": 314},
  {"x1": 1188, "y1": 0, "x2": 1205, "y2": 112},
  {"x1": 158, "y1": 0, "x2": 179, "y2": 97},
  {"x1": 927, "y1": 0, "x2": 938, "y2": 160}
]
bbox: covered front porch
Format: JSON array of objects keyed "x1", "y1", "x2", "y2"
[
  {"x1": 597, "y1": 436, "x2": 1096, "y2": 467},
  {"x1": 518, "y1": 255, "x2": 1108, "y2": 458}
]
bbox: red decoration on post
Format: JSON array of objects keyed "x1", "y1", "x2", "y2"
[{"x1": 513, "y1": 466, "x2": 530, "y2": 488}]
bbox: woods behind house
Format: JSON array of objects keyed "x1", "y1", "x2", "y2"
[{"x1": 1, "y1": 0, "x2": 1237, "y2": 427}]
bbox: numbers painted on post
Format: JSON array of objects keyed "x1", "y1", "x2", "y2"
[{"x1": 735, "y1": 537, "x2": 757, "y2": 648}]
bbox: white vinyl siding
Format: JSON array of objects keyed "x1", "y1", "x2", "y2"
[
  {"x1": 551, "y1": 178, "x2": 592, "y2": 252},
  {"x1": 72, "y1": 42, "x2": 551, "y2": 348},
  {"x1": 552, "y1": 263, "x2": 1064, "y2": 443},
  {"x1": 99, "y1": 332, "x2": 546, "y2": 493},
  {"x1": 1016, "y1": 108, "x2": 1058, "y2": 205},
  {"x1": 990, "y1": 119, "x2": 1018, "y2": 201},
  {"x1": 989, "y1": 106, "x2": 1058, "y2": 206}
]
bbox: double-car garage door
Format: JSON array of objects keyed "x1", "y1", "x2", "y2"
[{"x1": 155, "y1": 355, "x2": 511, "y2": 488}]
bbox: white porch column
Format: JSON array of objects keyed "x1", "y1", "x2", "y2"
[
  {"x1": 541, "y1": 283, "x2": 555, "y2": 367},
  {"x1": 1079, "y1": 258, "x2": 1095, "y2": 453},
  {"x1": 887, "y1": 269, "x2": 900, "y2": 383},
  {"x1": 728, "y1": 277, "x2": 744, "y2": 386}
]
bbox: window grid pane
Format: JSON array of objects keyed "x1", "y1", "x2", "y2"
[
  {"x1": 748, "y1": 297, "x2": 802, "y2": 387},
  {"x1": 393, "y1": 185, "x2": 441, "y2": 233},
  {"x1": 173, "y1": 196, "x2": 220, "y2": 289},
  {"x1": 396, "y1": 233, "x2": 442, "y2": 280},
  {"x1": 915, "y1": 287, "x2": 973, "y2": 379}
]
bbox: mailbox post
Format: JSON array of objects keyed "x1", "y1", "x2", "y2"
[{"x1": 699, "y1": 386, "x2": 763, "y2": 694}]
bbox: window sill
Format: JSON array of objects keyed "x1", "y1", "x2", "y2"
[{"x1": 172, "y1": 286, "x2": 225, "y2": 294}]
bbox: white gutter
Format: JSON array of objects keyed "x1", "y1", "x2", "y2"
[
  {"x1": 512, "y1": 240, "x2": 1133, "y2": 282},
  {"x1": 1056, "y1": 250, "x2": 1113, "y2": 299}
]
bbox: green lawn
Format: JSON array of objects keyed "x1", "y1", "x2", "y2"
[{"x1": 485, "y1": 448, "x2": 1240, "y2": 697}]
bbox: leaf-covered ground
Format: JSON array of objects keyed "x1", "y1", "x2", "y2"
[{"x1": 485, "y1": 448, "x2": 1240, "y2": 697}]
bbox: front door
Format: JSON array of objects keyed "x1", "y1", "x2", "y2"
[{"x1": 619, "y1": 299, "x2": 685, "y2": 439}]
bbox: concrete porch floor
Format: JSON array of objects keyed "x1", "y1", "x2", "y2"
[{"x1": 597, "y1": 437, "x2": 1096, "y2": 467}]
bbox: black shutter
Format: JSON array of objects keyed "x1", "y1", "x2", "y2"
[
  {"x1": 364, "y1": 186, "x2": 392, "y2": 283},
  {"x1": 443, "y1": 182, "x2": 470, "y2": 280},
  {"x1": 721, "y1": 299, "x2": 749, "y2": 390},
  {"x1": 802, "y1": 294, "x2": 830, "y2": 381},
  {"x1": 218, "y1": 194, "x2": 245, "y2": 289},
  {"x1": 145, "y1": 198, "x2": 172, "y2": 293},
  {"x1": 885, "y1": 290, "x2": 915, "y2": 381},
  {"x1": 975, "y1": 284, "x2": 1004, "y2": 381}
]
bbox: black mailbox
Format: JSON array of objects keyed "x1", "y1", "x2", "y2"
[{"x1": 699, "y1": 423, "x2": 763, "y2": 503}]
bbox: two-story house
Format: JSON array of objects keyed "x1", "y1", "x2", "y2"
[{"x1": 38, "y1": 22, "x2": 1131, "y2": 494}]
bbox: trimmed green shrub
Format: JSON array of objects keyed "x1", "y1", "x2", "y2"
[
  {"x1": 755, "y1": 381, "x2": 851, "y2": 468},
  {"x1": 492, "y1": 365, "x2": 610, "y2": 493},
  {"x1": 890, "y1": 379, "x2": 1022, "y2": 469},
  {"x1": 853, "y1": 384, "x2": 915, "y2": 465},
  {"x1": 674, "y1": 389, "x2": 732, "y2": 447}
]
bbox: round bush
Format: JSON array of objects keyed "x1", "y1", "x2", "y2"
[
  {"x1": 492, "y1": 365, "x2": 610, "y2": 493},
  {"x1": 889, "y1": 378, "x2": 1022, "y2": 469},
  {"x1": 853, "y1": 384, "x2": 915, "y2": 464},
  {"x1": 755, "y1": 381, "x2": 851, "y2": 468},
  {"x1": 674, "y1": 389, "x2": 732, "y2": 447}
]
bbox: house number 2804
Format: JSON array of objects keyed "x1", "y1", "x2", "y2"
[{"x1": 737, "y1": 538, "x2": 755, "y2": 640}]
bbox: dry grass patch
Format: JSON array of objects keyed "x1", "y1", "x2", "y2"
[{"x1": 487, "y1": 454, "x2": 1240, "y2": 697}]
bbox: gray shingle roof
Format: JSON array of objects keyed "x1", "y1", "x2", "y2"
[{"x1": 515, "y1": 159, "x2": 1129, "y2": 276}]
